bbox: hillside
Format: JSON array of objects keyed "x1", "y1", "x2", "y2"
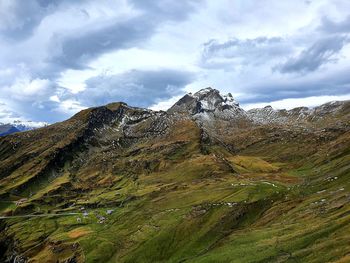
[{"x1": 0, "y1": 88, "x2": 349, "y2": 263}]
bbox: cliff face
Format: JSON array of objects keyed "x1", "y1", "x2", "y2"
[{"x1": 0, "y1": 88, "x2": 349, "y2": 262}]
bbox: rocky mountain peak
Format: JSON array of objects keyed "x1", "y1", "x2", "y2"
[
  {"x1": 191, "y1": 87, "x2": 219, "y2": 98},
  {"x1": 168, "y1": 87, "x2": 242, "y2": 116},
  {"x1": 192, "y1": 87, "x2": 239, "y2": 109}
]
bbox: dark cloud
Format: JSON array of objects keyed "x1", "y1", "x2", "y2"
[
  {"x1": 36, "y1": 0, "x2": 64, "y2": 8},
  {"x1": 319, "y1": 15, "x2": 350, "y2": 33},
  {"x1": 48, "y1": 0, "x2": 202, "y2": 72},
  {"x1": 239, "y1": 67, "x2": 350, "y2": 104},
  {"x1": 200, "y1": 37, "x2": 292, "y2": 69},
  {"x1": 0, "y1": 0, "x2": 76, "y2": 41},
  {"x1": 48, "y1": 16, "x2": 156, "y2": 70},
  {"x1": 275, "y1": 15, "x2": 350, "y2": 75},
  {"x1": 278, "y1": 36, "x2": 349, "y2": 74},
  {"x1": 0, "y1": 1, "x2": 50, "y2": 40},
  {"x1": 129, "y1": 0, "x2": 201, "y2": 21},
  {"x1": 80, "y1": 69, "x2": 195, "y2": 107}
]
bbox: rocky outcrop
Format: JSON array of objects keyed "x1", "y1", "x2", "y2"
[
  {"x1": 168, "y1": 87, "x2": 244, "y2": 117},
  {"x1": 247, "y1": 100, "x2": 350, "y2": 128}
]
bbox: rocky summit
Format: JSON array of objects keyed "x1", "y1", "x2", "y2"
[{"x1": 0, "y1": 88, "x2": 350, "y2": 262}]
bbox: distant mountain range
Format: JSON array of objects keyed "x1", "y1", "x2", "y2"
[
  {"x1": 0, "y1": 88, "x2": 349, "y2": 262},
  {"x1": 0, "y1": 120, "x2": 48, "y2": 136},
  {"x1": 0, "y1": 124, "x2": 20, "y2": 136}
]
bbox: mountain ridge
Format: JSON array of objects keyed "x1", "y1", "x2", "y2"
[
  {"x1": 1, "y1": 87, "x2": 348, "y2": 137},
  {"x1": 0, "y1": 87, "x2": 349, "y2": 262},
  {"x1": 0, "y1": 120, "x2": 49, "y2": 136}
]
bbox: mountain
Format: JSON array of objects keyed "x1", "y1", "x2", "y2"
[
  {"x1": 247, "y1": 100, "x2": 350, "y2": 125},
  {"x1": 0, "y1": 120, "x2": 48, "y2": 136},
  {"x1": 0, "y1": 124, "x2": 20, "y2": 136},
  {"x1": 168, "y1": 87, "x2": 243, "y2": 117},
  {"x1": 0, "y1": 88, "x2": 349, "y2": 263},
  {"x1": 11, "y1": 120, "x2": 49, "y2": 132}
]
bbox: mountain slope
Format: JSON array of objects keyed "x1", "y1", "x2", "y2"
[{"x1": 0, "y1": 88, "x2": 349, "y2": 263}]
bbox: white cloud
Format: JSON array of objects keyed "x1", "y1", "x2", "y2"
[
  {"x1": 49, "y1": 95, "x2": 60, "y2": 102},
  {"x1": 242, "y1": 94, "x2": 350, "y2": 110},
  {"x1": 149, "y1": 95, "x2": 183, "y2": 111},
  {"x1": 4, "y1": 76, "x2": 53, "y2": 101},
  {"x1": 0, "y1": 99, "x2": 47, "y2": 126},
  {"x1": 54, "y1": 99, "x2": 86, "y2": 115}
]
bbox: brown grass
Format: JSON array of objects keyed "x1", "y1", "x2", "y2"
[{"x1": 68, "y1": 227, "x2": 92, "y2": 239}]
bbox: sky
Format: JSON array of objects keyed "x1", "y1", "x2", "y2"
[{"x1": 0, "y1": 0, "x2": 350, "y2": 124}]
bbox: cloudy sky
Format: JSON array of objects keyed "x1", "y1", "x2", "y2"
[{"x1": 0, "y1": 0, "x2": 350, "y2": 124}]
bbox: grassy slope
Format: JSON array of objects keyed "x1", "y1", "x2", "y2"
[{"x1": 0, "y1": 109, "x2": 349, "y2": 262}]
